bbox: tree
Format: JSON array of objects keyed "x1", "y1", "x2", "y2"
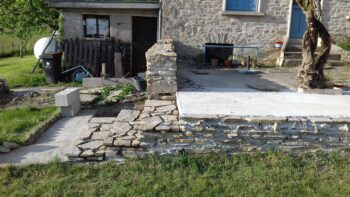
[
  {"x1": 0, "y1": 0, "x2": 59, "y2": 58},
  {"x1": 295, "y1": 0, "x2": 331, "y2": 89}
]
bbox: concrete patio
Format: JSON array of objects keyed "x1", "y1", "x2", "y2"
[{"x1": 177, "y1": 66, "x2": 350, "y2": 118}]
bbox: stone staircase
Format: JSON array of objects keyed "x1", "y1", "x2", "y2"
[{"x1": 283, "y1": 39, "x2": 346, "y2": 67}]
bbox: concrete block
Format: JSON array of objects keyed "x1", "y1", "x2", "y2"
[
  {"x1": 60, "y1": 100, "x2": 81, "y2": 117},
  {"x1": 55, "y1": 88, "x2": 80, "y2": 107}
]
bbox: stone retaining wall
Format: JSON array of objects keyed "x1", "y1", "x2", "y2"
[
  {"x1": 66, "y1": 100, "x2": 350, "y2": 162},
  {"x1": 154, "y1": 116, "x2": 350, "y2": 153},
  {"x1": 146, "y1": 39, "x2": 177, "y2": 101}
]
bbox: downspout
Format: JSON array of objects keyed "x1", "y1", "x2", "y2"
[{"x1": 278, "y1": 0, "x2": 294, "y2": 66}]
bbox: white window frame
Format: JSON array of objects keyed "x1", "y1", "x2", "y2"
[{"x1": 222, "y1": 0, "x2": 264, "y2": 16}]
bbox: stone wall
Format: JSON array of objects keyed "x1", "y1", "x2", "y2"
[
  {"x1": 146, "y1": 39, "x2": 177, "y2": 100},
  {"x1": 161, "y1": 0, "x2": 350, "y2": 62},
  {"x1": 161, "y1": 0, "x2": 291, "y2": 62},
  {"x1": 323, "y1": 0, "x2": 350, "y2": 42},
  {"x1": 140, "y1": 115, "x2": 350, "y2": 155}
]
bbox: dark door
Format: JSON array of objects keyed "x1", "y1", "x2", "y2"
[
  {"x1": 132, "y1": 17, "x2": 157, "y2": 76},
  {"x1": 290, "y1": 3, "x2": 307, "y2": 38}
]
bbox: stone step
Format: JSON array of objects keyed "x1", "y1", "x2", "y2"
[
  {"x1": 288, "y1": 39, "x2": 303, "y2": 45},
  {"x1": 283, "y1": 59, "x2": 348, "y2": 67},
  {"x1": 285, "y1": 45, "x2": 303, "y2": 52},
  {"x1": 284, "y1": 52, "x2": 342, "y2": 61}
]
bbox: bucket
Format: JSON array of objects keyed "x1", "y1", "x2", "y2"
[
  {"x1": 275, "y1": 41, "x2": 283, "y2": 48},
  {"x1": 133, "y1": 77, "x2": 147, "y2": 92}
]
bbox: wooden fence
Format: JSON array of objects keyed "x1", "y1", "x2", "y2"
[{"x1": 62, "y1": 38, "x2": 131, "y2": 77}]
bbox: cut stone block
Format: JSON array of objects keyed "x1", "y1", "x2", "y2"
[
  {"x1": 61, "y1": 99, "x2": 81, "y2": 117},
  {"x1": 55, "y1": 88, "x2": 80, "y2": 107}
]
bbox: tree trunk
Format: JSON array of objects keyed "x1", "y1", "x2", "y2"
[{"x1": 296, "y1": 0, "x2": 331, "y2": 89}]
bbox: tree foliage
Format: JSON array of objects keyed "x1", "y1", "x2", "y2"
[
  {"x1": 0, "y1": 0, "x2": 59, "y2": 57},
  {"x1": 296, "y1": 0, "x2": 331, "y2": 89}
]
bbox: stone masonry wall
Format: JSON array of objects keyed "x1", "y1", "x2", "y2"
[
  {"x1": 323, "y1": 0, "x2": 350, "y2": 42},
  {"x1": 161, "y1": 0, "x2": 350, "y2": 62},
  {"x1": 161, "y1": 0, "x2": 291, "y2": 61},
  {"x1": 146, "y1": 39, "x2": 177, "y2": 100}
]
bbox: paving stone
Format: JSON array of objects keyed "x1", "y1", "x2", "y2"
[
  {"x1": 80, "y1": 94, "x2": 98, "y2": 104},
  {"x1": 156, "y1": 105, "x2": 177, "y2": 113},
  {"x1": 0, "y1": 146, "x2": 10, "y2": 153},
  {"x1": 145, "y1": 100, "x2": 172, "y2": 107},
  {"x1": 156, "y1": 125, "x2": 171, "y2": 132},
  {"x1": 161, "y1": 115, "x2": 178, "y2": 122},
  {"x1": 114, "y1": 139, "x2": 132, "y2": 147},
  {"x1": 118, "y1": 136, "x2": 135, "y2": 140},
  {"x1": 79, "y1": 141, "x2": 104, "y2": 150},
  {"x1": 90, "y1": 117, "x2": 116, "y2": 124},
  {"x1": 100, "y1": 124, "x2": 113, "y2": 131},
  {"x1": 111, "y1": 122, "x2": 132, "y2": 136},
  {"x1": 94, "y1": 150, "x2": 106, "y2": 157},
  {"x1": 116, "y1": 110, "x2": 141, "y2": 122},
  {"x1": 80, "y1": 149, "x2": 95, "y2": 157},
  {"x1": 139, "y1": 116, "x2": 163, "y2": 131},
  {"x1": 91, "y1": 131, "x2": 111, "y2": 141},
  {"x1": 139, "y1": 113, "x2": 151, "y2": 119},
  {"x1": 127, "y1": 130, "x2": 138, "y2": 136},
  {"x1": 73, "y1": 139, "x2": 86, "y2": 146},
  {"x1": 143, "y1": 107, "x2": 155, "y2": 112},
  {"x1": 132, "y1": 140, "x2": 140, "y2": 147},
  {"x1": 87, "y1": 123, "x2": 101, "y2": 129},
  {"x1": 80, "y1": 128, "x2": 97, "y2": 140},
  {"x1": 65, "y1": 146, "x2": 82, "y2": 157},
  {"x1": 104, "y1": 137, "x2": 114, "y2": 146},
  {"x1": 2, "y1": 142, "x2": 20, "y2": 149}
]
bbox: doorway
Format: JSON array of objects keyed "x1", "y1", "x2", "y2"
[
  {"x1": 132, "y1": 16, "x2": 158, "y2": 76},
  {"x1": 290, "y1": 3, "x2": 307, "y2": 39}
]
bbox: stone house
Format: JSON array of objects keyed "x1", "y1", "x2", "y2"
[{"x1": 49, "y1": 0, "x2": 350, "y2": 74}]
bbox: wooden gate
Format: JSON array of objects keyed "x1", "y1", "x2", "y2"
[{"x1": 62, "y1": 38, "x2": 131, "y2": 77}]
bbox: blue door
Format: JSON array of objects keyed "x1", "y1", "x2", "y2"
[{"x1": 290, "y1": 4, "x2": 307, "y2": 38}]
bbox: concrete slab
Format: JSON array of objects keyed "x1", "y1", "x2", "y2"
[
  {"x1": 0, "y1": 109, "x2": 96, "y2": 165},
  {"x1": 177, "y1": 91, "x2": 350, "y2": 118},
  {"x1": 178, "y1": 67, "x2": 297, "y2": 92}
]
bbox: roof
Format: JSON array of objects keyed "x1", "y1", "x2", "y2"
[{"x1": 48, "y1": 0, "x2": 160, "y2": 9}]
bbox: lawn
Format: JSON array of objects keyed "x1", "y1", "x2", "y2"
[
  {"x1": 0, "y1": 107, "x2": 59, "y2": 144},
  {"x1": 0, "y1": 56, "x2": 46, "y2": 88},
  {"x1": 0, "y1": 152, "x2": 349, "y2": 196}
]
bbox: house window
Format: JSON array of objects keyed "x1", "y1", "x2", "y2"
[
  {"x1": 83, "y1": 15, "x2": 110, "y2": 38},
  {"x1": 226, "y1": 0, "x2": 258, "y2": 12}
]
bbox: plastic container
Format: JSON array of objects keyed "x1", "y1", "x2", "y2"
[{"x1": 40, "y1": 52, "x2": 63, "y2": 83}]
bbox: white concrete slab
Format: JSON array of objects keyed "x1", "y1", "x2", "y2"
[
  {"x1": 177, "y1": 91, "x2": 350, "y2": 118},
  {"x1": 0, "y1": 109, "x2": 95, "y2": 165}
]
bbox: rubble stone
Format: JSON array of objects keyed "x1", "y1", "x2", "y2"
[{"x1": 116, "y1": 110, "x2": 141, "y2": 122}]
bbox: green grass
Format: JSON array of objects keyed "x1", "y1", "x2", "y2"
[
  {"x1": 0, "y1": 56, "x2": 46, "y2": 88},
  {"x1": 0, "y1": 107, "x2": 59, "y2": 144},
  {"x1": 338, "y1": 37, "x2": 350, "y2": 51},
  {"x1": 0, "y1": 152, "x2": 349, "y2": 196}
]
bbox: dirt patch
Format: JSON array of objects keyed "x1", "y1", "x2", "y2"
[{"x1": 0, "y1": 89, "x2": 60, "y2": 109}]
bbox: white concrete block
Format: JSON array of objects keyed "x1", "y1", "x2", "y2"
[
  {"x1": 60, "y1": 100, "x2": 81, "y2": 117},
  {"x1": 55, "y1": 88, "x2": 80, "y2": 107}
]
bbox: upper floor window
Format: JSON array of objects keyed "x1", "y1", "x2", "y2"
[
  {"x1": 83, "y1": 15, "x2": 110, "y2": 38},
  {"x1": 226, "y1": 0, "x2": 258, "y2": 11}
]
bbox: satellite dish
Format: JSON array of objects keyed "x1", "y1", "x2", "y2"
[{"x1": 33, "y1": 37, "x2": 57, "y2": 60}]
